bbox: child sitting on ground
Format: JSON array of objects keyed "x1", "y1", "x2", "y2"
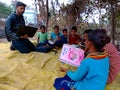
[
  {"x1": 37, "y1": 25, "x2": 48, "y2": 46},
  {"x1": 99, "y1": 29, "x2": 120, "y2": 84},
  {"x1": 61, "y1": 28, "x2": 68, "y2": 44},
  {"x1": 49, "y1": 25, "x2": 63, "y2": 49},
  {"x1": 36, "y1": 25, "x2": 52, "y2": 53},
  {"x1": 81, "y1": 29, "x2": 93, "y2": 55},
  {"x1": 68, "y1": 26, "x2": 81, "y2": 45}
]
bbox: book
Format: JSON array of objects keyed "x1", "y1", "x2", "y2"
[
  {"x1": 59, "y1": 44, "x2": 84, "y2": 67},
  {"x1": 16, "y1": 26, "x2": 38, "y2": 38},
  {"x1": 48, "y1": 40, "x2": 55, "y2": 45}
]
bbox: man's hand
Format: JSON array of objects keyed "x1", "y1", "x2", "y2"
[{"x1": 20, "y1": 34, "x2": 28, "y2": 39}]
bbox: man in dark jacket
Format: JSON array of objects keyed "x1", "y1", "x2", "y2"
[{"x1": 5, "y1": 2, "x2": 35, "y2": 53}]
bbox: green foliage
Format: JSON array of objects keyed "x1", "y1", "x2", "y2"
[{"x1": 0, "y1": 2, "x2": 12, "y2": 18}]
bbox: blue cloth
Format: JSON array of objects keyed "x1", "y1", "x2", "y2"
[
  {"x1": 61, "y1": 35, "x2": 68, "y2": 44},
  {"x1": 54, "y1": 74, "x2": 75, "y2": 90},
  {"x1": 12, "y1": 38, "x2": 35, "y2": 53},
  {"x1": 36, "y1": 40, "x2": 52, "y2": 53},
  {"x1": 50, "y1": 32, "x2": 62, "y2": 41},
  {"x1": 36, "y1": 40, "x2": 48, "y2": 47},
  {"x1": 67, "y1": 57, "x2": 109, "y2": 90},
  {"x1": 54, "y1": 39, "x2": 63, "y2": 47}
]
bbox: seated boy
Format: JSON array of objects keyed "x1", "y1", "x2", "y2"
[
  {"x1": 61, "y1": 28, "x2": 68, "y2": 44},
  {"x1": 37, "y1": 25, "x2": 48, "y2": 46},
  {"x1": 49, "y1": 25, "x2": 63, "y2": 49},
  {"x1": 68, "y1": 26, "x2": 81, "y2": 45}
]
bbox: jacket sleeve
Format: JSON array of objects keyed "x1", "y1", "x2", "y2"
[
  {"x1": 5, "y1": 16, "x2": 19, "y2": 41},
  {"x1": 67, "y1": 60, "x2": 88, "y2": 81}
]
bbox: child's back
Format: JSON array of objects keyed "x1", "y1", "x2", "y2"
[{"x1": 104, "y1": 43, "x2": 120, "y2": 84}]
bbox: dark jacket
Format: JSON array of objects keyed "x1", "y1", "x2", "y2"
[
  {"x1": 5, "y1": 13, "x2": 25, "y2": 42},
  {"x1": 61, "y1": 35, "x2": 68, "y2": 44}
]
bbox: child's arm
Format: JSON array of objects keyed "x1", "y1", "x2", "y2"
[
  {"x1": 37, "y1": 33, "x2": 40, "y2": 44},
  {"x1": 60, "y1": 59, "x2": 89, "y2": 82},
  {"x1": 37, "y1": 37, "x2": 40, "y2": 44},
  {"x1": 75, "y1": 34, "x2": 81, "y2": 44},
  {"x1": 68, "y1": 35, "x2": 71, "y2": 44},
  {"x1": 75, "y1": 40, "x2": 80, "y2": 44},
  {"x1": 56, "y1": 32, "x2": 62, "y2": 41},
  {"x1": 49, "y1": 32, "x2": 53, "y2": 41},
  {"x1": 46, "y1": 33, "x2": 49, "y2": 40}
]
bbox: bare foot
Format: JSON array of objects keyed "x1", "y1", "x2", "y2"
[{"x1": 54, "y1": 46, "x2": 59, "y2": 50}]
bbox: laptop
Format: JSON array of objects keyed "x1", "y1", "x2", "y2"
[
  {"x1": 59, "y1": 44, "x2": 84, "y2": 67},
  {"x1": 16, "y1": 26, "x2": 38, "y2": 38}
]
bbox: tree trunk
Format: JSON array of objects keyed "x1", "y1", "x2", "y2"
[
  {"x1": 46, "y1": 0, "x2": 49, "y2": 30},
  {"x1": 111, "y1": 1, "x2": 116, "y2": 44}
]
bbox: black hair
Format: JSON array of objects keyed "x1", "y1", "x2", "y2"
[
  {"x1": 16, "y1": 2, "x2": 26, "y2": 7},
  {"x1": 62, "y1": 29, "x2": 67, "y2": 33},
  {"x1": 54, "y1": 25, "x2": 59, "y2": 30},
  {"x1": 40, "y1": 25, "x2": 46, "y2": 29},
  {"x1": 99, "y1": 29, "x2": 111, "y2": 44},
  {"x1": 71, "y1": 26, "x2": 77, "y2": 32},
  {"x1": 88, "y1": 29, "x2": 110, "y2": 52},
  {"x1": 83, "y1": 29, "x2": 93, "y2": 34}
]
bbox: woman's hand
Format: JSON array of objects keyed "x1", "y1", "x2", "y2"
[{"x1": 59, "y1": 67, "x2": 68, "y2": 72}]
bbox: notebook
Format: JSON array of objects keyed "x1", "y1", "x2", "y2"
[
  {"x1": 59, "y1": 44, "x2": 84, "y2": 67},
  {"x1": 16, "y1": 26, "x2": 38, "y2": 38}
]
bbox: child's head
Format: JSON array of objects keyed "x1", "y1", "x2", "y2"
[
  {"x1": 85, "y1": 29, "x2": 110, "y2": 52},
  {"x1": 62, "y1": 29, "x2": 67, "y2": 36},
  {"x1": 40, "y1": 25, "x2": 46, "y2": 33},
  {"x1": 70, "y1": 26, "x2": 77, "y2": 35},
  {"x1": 99, "y1": 29, "x2": 111, "y2": 44},
  {"x1": 83, "y1": 29, "x2": 93, "y2": 40},
  {"x1": 54, "y1": 25, "x2": 59, "y2": 34}
]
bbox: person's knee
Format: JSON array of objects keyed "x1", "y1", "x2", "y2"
[
  {"x1": 54, "y1": 78, "x2": 61, "y2": 88},
  {"x1": 14, "y1": 45, "x2": 31, "y2": 53}
]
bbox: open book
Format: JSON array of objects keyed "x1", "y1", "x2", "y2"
[
  {"x1": 59, "y1": 44, "x2": 84, "y2": 67},
  {"x1": 16, "y1": 26, "x2": 38, "y2": 38}
]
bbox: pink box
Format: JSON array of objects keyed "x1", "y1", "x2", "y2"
[{"x1": 59, "y1": 44, "x2": 84, "y2": 67}]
